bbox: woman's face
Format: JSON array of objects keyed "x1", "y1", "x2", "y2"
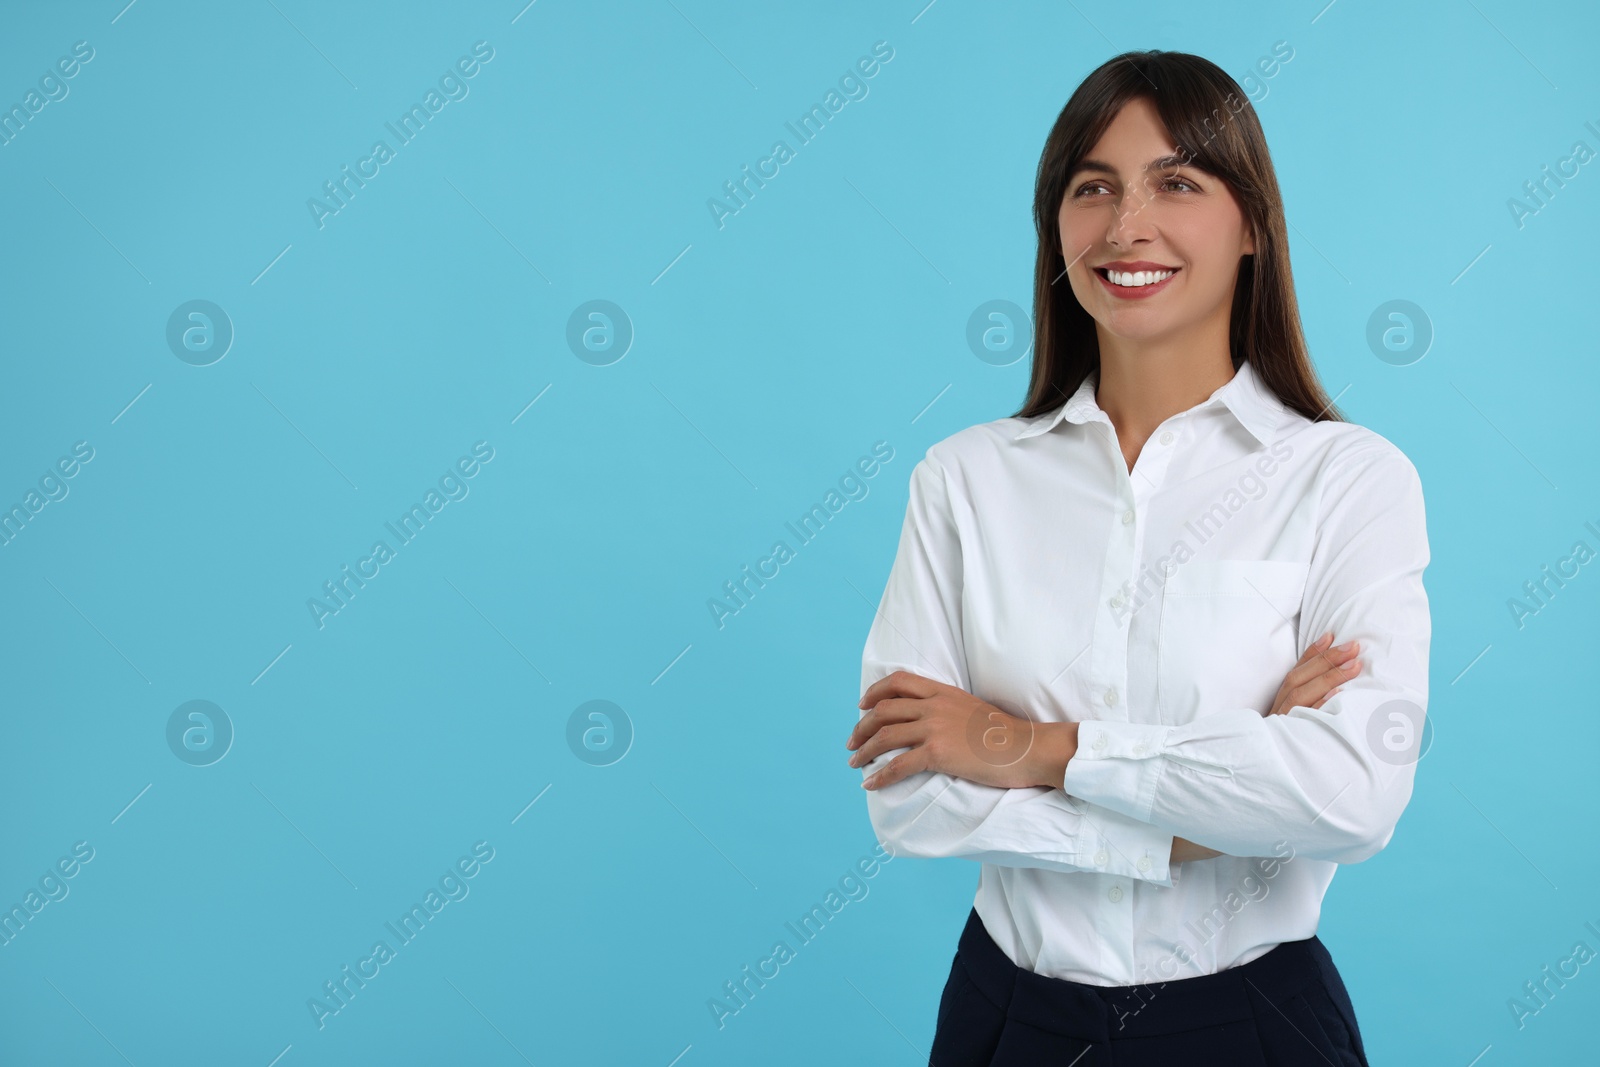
[{"x1": 1058, "y1": 96, "x2": 1255, "y2": 347}]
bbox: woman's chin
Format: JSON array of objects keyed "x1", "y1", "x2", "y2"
[{"x1": 1094, "y1": 315, "x2": 1190, "y2": 345}]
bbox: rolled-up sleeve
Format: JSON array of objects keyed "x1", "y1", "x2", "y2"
[
  {"x1": 860, "y1": 455, "x2": 1176, "y2": 886},
  {"x1": 1062, "y1": 441, "x2": 1431, "y2": 863}
]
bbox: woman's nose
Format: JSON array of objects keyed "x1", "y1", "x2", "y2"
[{"x1": 1105, "y1": 199, "x2": 1156, "y2": 245}]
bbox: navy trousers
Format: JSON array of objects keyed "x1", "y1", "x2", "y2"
[{"x1": 929, "y1": 908, "x2": 1369, "y2": 1066}]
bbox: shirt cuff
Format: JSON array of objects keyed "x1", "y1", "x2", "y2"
[
  {"x1": 1075, "y1": 801, "x2": 1176, "y2": 887},
  {"x1": 1063, "y1": 720, "x2": 1175, "y2": 825}
]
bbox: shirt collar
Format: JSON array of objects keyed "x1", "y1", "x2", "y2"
[{"x1": 1012, "y1": 358, "x2": 1283, "y2": 447}]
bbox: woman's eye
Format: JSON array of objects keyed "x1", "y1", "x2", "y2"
[{"x1": 1072, "y1": 177, "x2": 1196, "y2": 198}]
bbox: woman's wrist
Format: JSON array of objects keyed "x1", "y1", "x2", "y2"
[{"x1": 1026, "y1": 721, "x2": 1080, "y2": 790}]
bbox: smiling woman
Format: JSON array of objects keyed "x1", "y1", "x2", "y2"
[{"x1": 849, "y1": 49, "x2": 1428, "y2": 1066}]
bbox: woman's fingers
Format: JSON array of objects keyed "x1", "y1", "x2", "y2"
[
  {"x1": 1274, "y1": 656, "x2": 1362, "y2": 714},
  {"x1": 848, "y1": 721, "x2": 918, "y2": 769},
  {"x1": 1299, "y1": 632, "x2": 1334, "y2": 663},
  {"x1": 858, "y1": 669, "x2": 946, "y2": 711},
  {"x1": 845, "y1": 697, "x2": 920, "y2": 750},
  {"x1": 1268, "y1": 640, "x2": 1357, "y2": 711},
  {"x1": 1280, "y1": 668, "x2": 1356, "y2": 716},
  {"x1": 862, "y1": 748, "x2": 925, "y2": 790},
  {"x1": 1290, "y1": 632, "x2": 1335, "y2": 671},
  {"x1": 1281, "y1": 639, "x2": 1358, "y2": 694},
  {"x1": 1268, "y1": 635, "x2": 1357, "y2": 715}
]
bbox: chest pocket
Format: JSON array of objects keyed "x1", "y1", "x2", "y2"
[{"x1": 1156, "y1": 559, "x2": 1310, "y2": 725}]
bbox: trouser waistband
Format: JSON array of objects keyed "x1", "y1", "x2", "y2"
[{"x1": 955, "y1": 907, "x2": 1334, "y2": 1042}]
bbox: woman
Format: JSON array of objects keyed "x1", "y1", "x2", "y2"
[{"x1": 844, "y1": 50, "x2": 1429, "y2": 1065}]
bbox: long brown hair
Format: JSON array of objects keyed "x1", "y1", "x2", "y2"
[{"x1": 1018, "y1": 49, "x2": 1344, "y2": 424}]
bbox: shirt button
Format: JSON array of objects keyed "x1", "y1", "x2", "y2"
[
  {"x1": 1160, "y1": 430, "x2": 1175, "y2": 446},
  {"x1": 1108, "y1": 885, "x2": 1124, "y2": 903},
  {"x1": 1104, "y1": 688, "x2": 1119, "y2": 706},
  {"x1": 1094, "y1": 849, "x2": 1109, "y2": 866},
  {"x1": 1092, "y1": 733, "x2": 1108, "y2": 751},
  {"x1": 1121, "y1": 509, "x2": 1135, "y2": 525},
  {"x1": 1132, "y1": 741, "x2": 1148, "y2": 756},
  {"x1": 1109, "y1": 594, "x2": 1125, "y2": 610},
  {"x1": 1137, "y1": 856, "x2": 1152, "y2": 872}
]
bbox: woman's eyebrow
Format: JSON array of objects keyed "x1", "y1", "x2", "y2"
[{"x1": 1071, "y1": 153, "x2": 1191, "y2": 177}]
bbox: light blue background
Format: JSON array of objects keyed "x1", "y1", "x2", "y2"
[{"x1": 1, "y1": 1, "x2": 1596, "y2": 1063}]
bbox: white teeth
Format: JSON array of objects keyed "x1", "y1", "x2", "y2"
[{"x1": 1106, "y1": 269, "x2": 1175, "y2": 287}]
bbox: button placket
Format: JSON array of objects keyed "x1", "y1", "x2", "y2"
[
  {"x1": 1098, "y1": 417, "x2": 1181, "y2": 742},
  {"x1": 1091, "y1": 463, "x2": 1137, "y2": 727},
  {"x1": 1126, "y1": 412, "x2": 1180, "y2": 495},
  {"x1": 1094, "y1": 439, "x2": 1158, "y2": 727}
]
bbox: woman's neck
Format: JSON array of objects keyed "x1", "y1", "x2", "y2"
[{"x1": 1094, "y1": 327, "x2": 1237, "y2": 473}]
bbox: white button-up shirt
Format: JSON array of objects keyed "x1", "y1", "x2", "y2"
[{"x1": 857, "y1": 359, "x2": 1430, "y2": 986}]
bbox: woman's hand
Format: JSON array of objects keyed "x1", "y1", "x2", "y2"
[
  {"x1": 1171, "y1": 632, "x2": 1362, "y2": 865},
  {"x1": 1171, "y1": 837, "x2": 1222, "y2": 863},
  {"x1": 847, "y1": 671, "x2": 1069, "y2": 792},
  {"x1": 1269, "y1": 631, "x2": 1361, "y2": 716}
]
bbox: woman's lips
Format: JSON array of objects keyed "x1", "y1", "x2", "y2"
[{"x1": 1095, "y1": 268, "x2": 1179, "y2": 299}]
